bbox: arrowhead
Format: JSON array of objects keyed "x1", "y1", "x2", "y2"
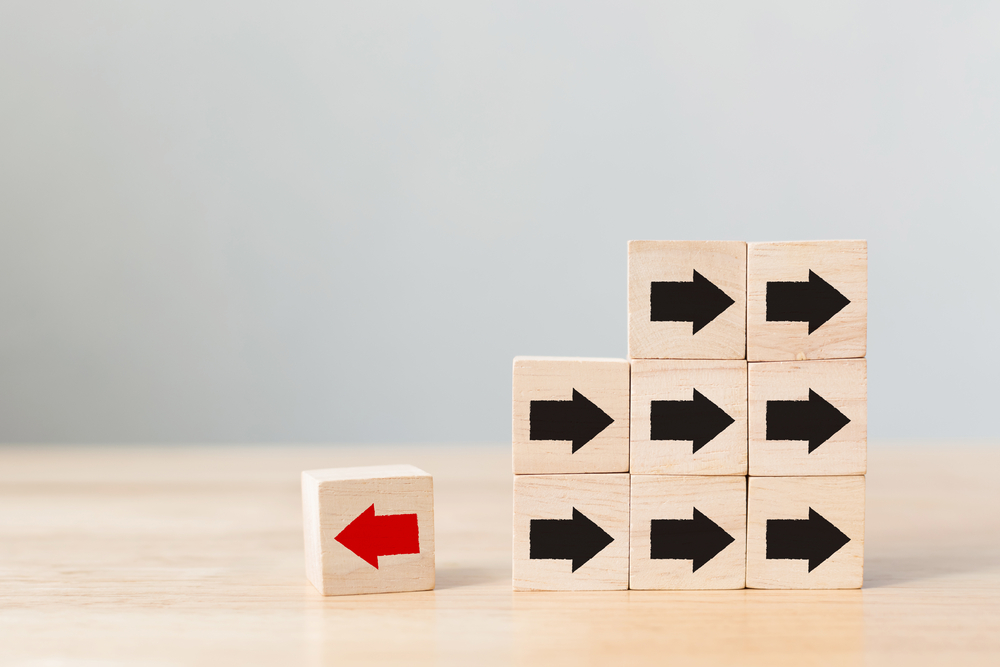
[
  {"x1": 335, "y1": 504, "x2": 380, "y2": 569},
  {"x1": 807, "y1": 389, "x2": 850, "y2": 452},
  {"x1": 570, "y1": 507, "x2": 614, "y2": 572},
  {"x1": 690, "y1": 508, "x2": 736, "y2": 572},
  {"x1": 570, "y1": 389, "x2": 615, "y2": 453},
  {"x1": 806, "y1": 270, "x2": 850, "y2": 334},
  {"x1": 690, "y1": 389, "x2": 736, "y2": 453},
  {"x1": 690, "y1": 270, "x2": 735, "y2": 334},
  {"x1": 806, "y1": 508, "x2": 850, "y2": 571}
]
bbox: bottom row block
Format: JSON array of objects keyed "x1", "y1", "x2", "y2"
[{"x1": 513, "y1": 474, "x2": 864, "y2": 591}]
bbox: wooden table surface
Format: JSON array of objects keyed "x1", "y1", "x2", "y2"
[{"x1": 1, "y1": 442, "x2": 998, "y2": 666}]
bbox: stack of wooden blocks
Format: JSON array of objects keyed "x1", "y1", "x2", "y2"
[{"x1": 512, "y1": 240, "x2": 866, "y2": 590}]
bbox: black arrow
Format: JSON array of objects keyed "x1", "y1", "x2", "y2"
[
  {"x1": 766, "y1": 389, "x2": 850, "y2": 453},
  {"x1": 650, "y1": 270, "x2": 735, "y2": 334},
  {"x1": 767, "y1": 508, "x2": 850, "y2": 571},
  {"x1": 530, "y1": 389, "x2": 614, "y2": 454},
  {"x1": 766, "y1": 270, "x2": 850, "y2": 334},
  {"x1": 650, "y1": 508, "x2": 735, "y2": 572},
  {"x1": 530, "y1": 508, "x2": 614, "y2": 572},
  {"x1": 650, "y1": 389, "x2": 735, "y2": 453}
]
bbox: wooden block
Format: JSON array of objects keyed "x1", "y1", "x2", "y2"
[
  {"x1": 747, "y1": 240, "x2": 867, "y2": 361},
  {"x1": 746, "y1": 476, "x2": 865, "y2": 589},
  {"x1": 748, "y1": 359, "x2": 866, "y2": 476},
  {"x1": 628, "y1": 240, "x2": 746, "y2": 360},
  {"x1": 513, "y1": 474, "x2": 629, "y2": 590},
  {"x1": 512, "y1": 357, "x2": 629, "y2": 474},
  {"x1": 630, "y1": 475, "x2": 747, "y2": 589},
  {"x1": 302, "y1": 464, "x2": 434, "y2": 596},
  {"x1": 630, "y1": 360, "x2": 747, "y2": 475}
]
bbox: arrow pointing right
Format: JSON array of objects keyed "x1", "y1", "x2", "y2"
[
  {"x1": 650, "y1": 389, "x2": 736, "y2": 453},
  {"x1": 766, "y1": 508, "x2": 850, "y2": 571},
  {"x1": 650, "y1": 270, "x2": 735, "y2": 334},
  {"x1": 530, "y1": 389, "x2": 615, "y2": 453},
  {"x1": 766, "y1": 270, "x2": 851, "y2": 334},
  {"x1": 650, "y1": 507, "x2": 736, "y2": 572},
  {"x1": 766, "y1": 389, "x2": 851, "y2": 453},
  {"x1": 530, "y1": 507, "x2": 615, "y2": 572}
]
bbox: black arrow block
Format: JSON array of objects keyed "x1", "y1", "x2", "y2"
[
  {"x1": 650, "y1": 389, "x2": 735, "y2": 453},
  {"x1": 650, "y1": 270, "x2": 735, "y2": 334},
  {"x1": 530, "y1": 389, "x2": 615, "y2": 454},
  {"x1": 766, "y1": 389, "x2": 850, "y2": 453},
  {"x1": 766, "y1": 270, "x2": 850, "y2": 334},
  {"x1": 530, "y1": 508, "x2": 615, "y2": 572},
  {"x1": 650, "y1": 508, "x2": 735, "y2": 572},
  {"x1": 767, "y1": 508, "x2": 850, "y2": 571}
]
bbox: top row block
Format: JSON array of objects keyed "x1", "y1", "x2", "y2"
[{"x1": 628, "y1": 240, "x2": 867, "y2": 361}]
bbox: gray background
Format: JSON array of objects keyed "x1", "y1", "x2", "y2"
[{"x1": 1, "y1": 1, "x2": 997, "y2": 444}]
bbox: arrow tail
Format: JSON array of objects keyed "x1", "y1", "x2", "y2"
[
  {"x1": 529, "y1": 401, "x2": 576, "y2": 441},
  {"x1": 649, "y1": 400, "x2": 697, "y2": 441},
  {"x1": 373, "y1": 513, "x2": 420, "y2": 558},
  {"x1": 529, "y1": 519, "x2": 575, "y2": 561},
  {"x1": 650, "y1": 518, "x2": 700, "y2": 560},
  {"x1": 765, "y1": 400, "x2": 809, "y2": 441},
  {"x1": 650, "y1": 281, "x2": 697, "y2": 322},
  {"x1": 766, "y1": 518, "x2": 810, "y2": 561},
  {"x1": 766, "y1": 281, "x2": 812, "y2": 323}
]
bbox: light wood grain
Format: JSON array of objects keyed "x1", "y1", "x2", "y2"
[
  {"x1": 747, "y1": 476, "x2": 865, "y2": 589},
  {"x1": 512, "y1": 356, "x2": 630, "y2": 474},
  {"x1": 630, "y1": 359, "x2": 748, "y2": 475},
  {"x1": 747, "y1": 240, "x2": 867, "y2": 361},
  {"x1": 628, "y1": 240, "x2": 747, "y2": 360},
  {"x1": 302, "y1": 465, "x2": 434, "y2": 596},
  {"x1": 749, "y1": 359, "x2": 867, "y2": 476},
  {"x1": 0, "y1": 442, "x2": 998, "y2": 666},
  {"x1": 513, "y1": 473, "x2": 629, "y2": 590},
  {"x1": 630, "y1": 475, "x2": 746, "y2": 589}
]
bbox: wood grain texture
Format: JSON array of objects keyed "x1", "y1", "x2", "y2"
[
  {"x1": 302, "y1": 465, "x2": 434, "y2": 596},
  {"x1": 630, "y1": 359, "x2": 748, "y2": 475},
  {"x1": 747, "y1": 240, "x2": 867, "y2": 361},
  {"x1": 630, "y1": 475, "x2": 746, "y2": 589},
  {"x1": 749, "y1": 359, "x2": 867, "y2": 476},
  {"x1": 513, "y1": 357, "x2": 629, "y2": 474},
  {"x1": 1, "y1": 443, "x2": 999, "y2": 666},
  {"x1": 628, "y1": 240, "x2": 746, "y2": 360},
  {"x1": 513, "y1": 473, "x2": 629, "y2": 590},
  {"x1": 747, "y1": 476, "x2": 865, "y2": 589}
]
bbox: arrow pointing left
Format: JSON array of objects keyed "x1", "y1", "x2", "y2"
[
  {"x1": 335, "y1": 504, "x2": 420, "y2": 569},
  {"x1": 650, "y1": 389, "x2": 735, "y2": 453},
  {"x1": 530, "y1": 508, "x2": 614, "y2": 572},
  {"x1": 530, "y1": 389, "x2": 615, "y2": 453},
  {"x1": 651, "y1": 507, "x2": 735, "y2": 572}
]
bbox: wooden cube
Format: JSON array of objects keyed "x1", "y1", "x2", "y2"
[
  {"x1": 513, "y1": 474, "x2": 629, "y2": 591},
  {"x1": 746, "y1": 476, "x2": 865, "y2": 589},
  {"x1": 748, "y1": 359, "x2": 866, "y2": 476},
  {"x1": 747, "y1": 240, "x2": 867, "y2": 361},
  {"x1": 630, "y1": 360, "x2": 747, "y2": 475},
  {"x1": 628, "y1": 240, "x2": 746, "y2": 360},
  {"x1": 630, "y1": 475, "x2": 746, "y2": 589},
  {"x1": 513, "y1": 357, "x2": 630, "y2": 474},
  {"x1": 302, "y1": 464, "x2": 434, "y2": 596}
]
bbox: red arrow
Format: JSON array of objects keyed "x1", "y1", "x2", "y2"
[{"x1": 334, "y1": 504, "x2": 420, "y2": 569}]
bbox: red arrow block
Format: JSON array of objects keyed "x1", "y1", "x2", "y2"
[{"x1": 335, "y1": 504, "x2": 420, "y2": 569}]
